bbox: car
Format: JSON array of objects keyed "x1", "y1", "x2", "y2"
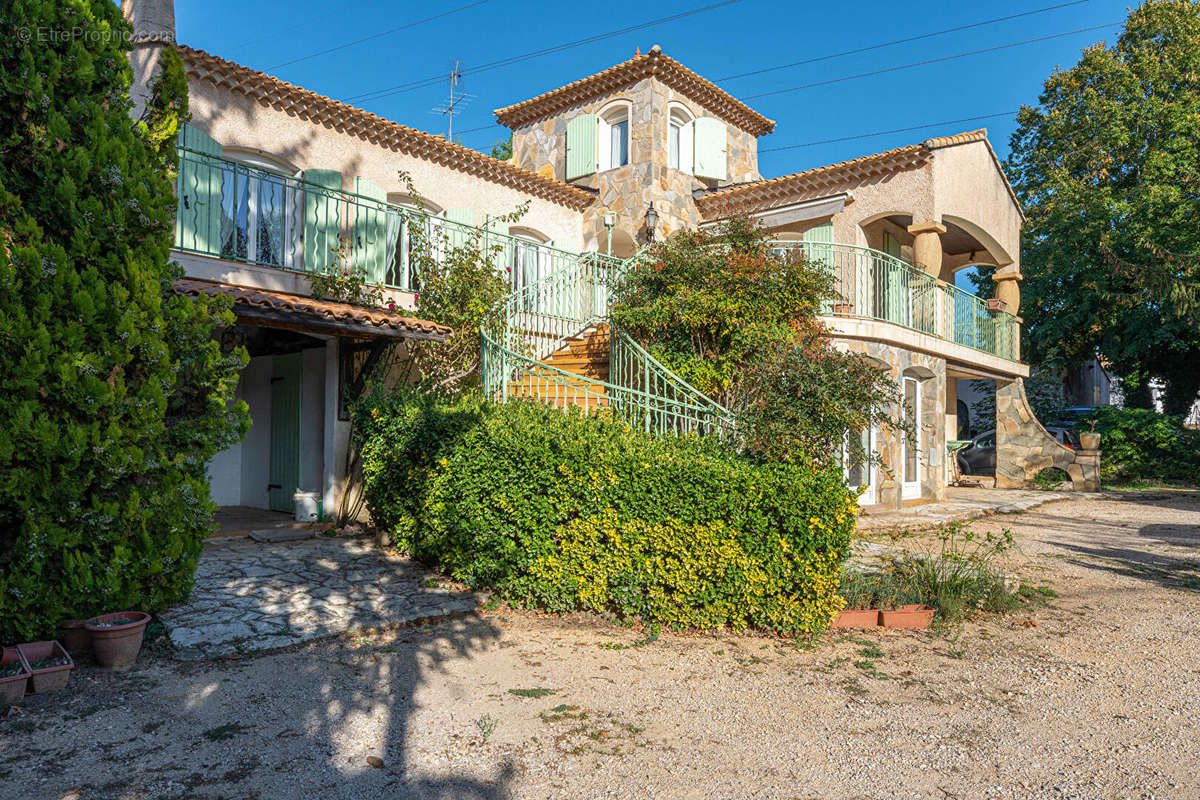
[{"x1": 956, "y1": 426, "x2": 1079, "y2": 477}]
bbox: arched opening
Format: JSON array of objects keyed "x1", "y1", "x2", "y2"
[
  {"x1": 667, "y1": 103, "x2": 695, "y2": 173},
  {"x1": 597, "y1": 100, "x2": 631, "y2": 172}
]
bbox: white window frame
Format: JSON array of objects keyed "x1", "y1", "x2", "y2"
[
  {"x1": 667, "y1": 103, "x2": 695, "y2": 174},
  {"x1": 597, "y1": 101, "x2": 631, "y2": 172},
  {"x1": 843, "y1": 424, "x2": 877, "y2": 506},
  {"x1": 902, "y1": 376, "x2": 923, "y2": 500}
]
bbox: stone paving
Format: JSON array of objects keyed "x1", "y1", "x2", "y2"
[
  {"x1": 161, "y1": 535, "x2": 482, "y2": 659},
  {"x1": 855, "y1": 486, "x2": 1084, "y2": 534}
]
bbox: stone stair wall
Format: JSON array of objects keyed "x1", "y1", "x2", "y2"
[{"x1": 996, "y1": 378, "x2": 1100, "y2": 491}]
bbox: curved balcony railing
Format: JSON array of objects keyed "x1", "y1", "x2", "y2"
[
  {"x1": 480, "y1": 251, "x2": 734, "y2": 436},
  {"x1": 769, "y1": 241, "x2": 1020, "y2": 362}
]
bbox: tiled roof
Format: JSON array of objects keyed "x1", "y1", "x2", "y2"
[
  {"x1": 493, "y1": 45, "x2": 775, "y2": 136},
  {"x1": 696, "y1": 129, "x2": 1022, "y2": 220},
  {"x1": 173, "y1": 279, "x2": 452, "y2": 341},
  {"x1": 176, "y1": 46, "x2": 596, "y2": 211},
  {"x1": 696, "y1": 143, "x2": 931, "y2": 220}
]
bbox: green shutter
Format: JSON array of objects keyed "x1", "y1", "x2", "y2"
[
  {"x1": 804, "y1": 222, "x2": 836, "y2": 314},
  {"x1": 565, "y1": 114, "x2": 598, "y2": 180},
  {"x1": 485, "y1": 216, "x2": 513, "y2": 279},
  {"x1": 693, "y1": 117, "x2": 727, "y2": 181},
  {"x1": 882, "y1": 231, "x2": 902, "y2": 258},
  {"x1": 175, "y1": 124, "x2": 223, "y2": 255},
  {"x1": 444, "y1": 208, "x2": 475, "y2": 251},
  {"x1": 352, "y1": 177, "x2": 388, "y2": 286},
  {"x1": 303, "y1": 168, "x2": 342, "y2": 274},
  {"x1": 268, "y1": 353, "x2": 302, "y2": 514}
]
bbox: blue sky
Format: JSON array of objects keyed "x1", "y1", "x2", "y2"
[{"x1": 175, "y1": 0, "x2": 1129, "y2": 176}]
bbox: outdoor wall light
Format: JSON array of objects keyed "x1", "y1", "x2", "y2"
[{"x1": 643, "y1": 203, "x2": 659, "y2": 242}]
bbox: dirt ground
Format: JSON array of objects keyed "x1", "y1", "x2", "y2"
[{"x1": 3, "y1": 492, "x2": 1199, "y2": 800}]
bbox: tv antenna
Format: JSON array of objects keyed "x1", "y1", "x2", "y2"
[{"x1": 429, "y1": 60, "x2": 472, "y2": 141}]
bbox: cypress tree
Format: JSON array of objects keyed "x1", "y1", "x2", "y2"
[{"x1": 0, "y1": 0, "x2": 247, "y2": 640}]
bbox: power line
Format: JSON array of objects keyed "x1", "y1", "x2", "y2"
[
  {"x1": 758, "y1": 111, "x2": 1019, "y2": 153},
  {"x1": 716, "y1": 0, "x2": 1091, "y2": 81},
  {"x1": 226, "y1": 0, "x2": 382, "y2": 51},
  {"x1": 743, "y1": 22, "x2": 1118, "y2": 101},
  {"x1": 266, "y1": 1, "x2": 489, "y2": 71},
  {"x1": 344, "y1": 0, "x2": 744, "y2": 104}
]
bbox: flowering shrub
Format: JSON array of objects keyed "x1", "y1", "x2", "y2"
[{"x1": 355, "y1": 390, "x2": 856, "y2": 635}]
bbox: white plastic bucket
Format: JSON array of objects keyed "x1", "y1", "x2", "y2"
[{"x1": 293, "y1": 490, "x2": 320, "y2": 522}]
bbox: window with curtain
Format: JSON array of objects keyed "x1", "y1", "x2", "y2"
[
  {"x1": 598, "y1": 103, "x2": 631, "y2": 171},
  {"x1": 220, "y1": 153, "x2": 300, "y2": 270}
]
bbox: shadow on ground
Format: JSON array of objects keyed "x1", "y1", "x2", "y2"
[{"x1": 3, "y1": 616, "x2": 513, "y2": 800}]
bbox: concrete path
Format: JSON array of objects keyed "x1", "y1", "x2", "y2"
[
  {"x1": 855, "y1": 486, "x2": 1085, "y2": 534},
  {"x1": 161, "y1": 536, "x2": 481, "y2": 659}
]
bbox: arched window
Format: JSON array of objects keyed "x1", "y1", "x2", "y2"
[
  {"x1": 597, "y1": 102, "x2": 630, "y2": 172},
  {"x1": 667, "y1": 104, "x2": 695, "y2": 173}
]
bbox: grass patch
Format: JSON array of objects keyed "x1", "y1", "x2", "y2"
[{"x1": 508, "y1": 688, "x2": 556, "y2": 699}]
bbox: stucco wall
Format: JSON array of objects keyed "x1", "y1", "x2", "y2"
[
  {"x1": 186, "y1": 79, "x2": 586, "y2": 253},
  {"x1": 299, "y1": 347, "x2": 326, "y2": 496},
  {"x1": 237, "y1": 355, "x2": 273, "y2": 510},
  {"x1": 931, "y1": 141, "x2": 1022, "y2": 269}
]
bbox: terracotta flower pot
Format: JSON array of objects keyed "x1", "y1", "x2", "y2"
[
  {"x1": 987, "y1": 298, "x2": 1008, "y2": 312},
  {"x1": 85, "y1": 612, "x2": 151, "y2": 671},
  {"x1": 1079, "y1": 432, "x2": 1101, "y2": 450},
  {"x1": 831, "y1": 608, "x2": 880, "y2": 628},
  {"x1": 58, "y1": 619, "x2": 92, "y2": 656},
  {"x1": 16, "y1": 641, "x2": 74, "y2": 693},
  {"x1": 0, "y1": 647, "x2": 29, "y2": 705},
  {"x1": 879, "y1": 604, "x2": 935, "y2": 629},
  {"x1": 831, "y1": 301, "x2": 854, "y2": 315}
]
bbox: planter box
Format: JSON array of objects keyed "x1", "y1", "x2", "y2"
[
  {"x1": 0, "y1": 647, "x2": 29, "y2": 705},
  {"x1": 986, "y1": 298, "x2": 1008, "y2": 312},
  {"x1": 16, "y1": 641, "x2": 74, "y2": 693},
  {"x1": 831, "y1": 301, "x2": 854, "y2": 315},
  {"x1": 879, "y1": 604, "x2": 935, "y2": 629},
  {"x1": 831, "y1": 609, "x2": 880, "y2": 628}
]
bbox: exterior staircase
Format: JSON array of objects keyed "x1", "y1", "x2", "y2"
[{"x1": 482, "y1": 251, "x2": 733, "y2": 435}]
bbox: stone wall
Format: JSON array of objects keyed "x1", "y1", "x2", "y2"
[{"x1": 996, "y1": 379, "x2": 1100, "y2": 491}]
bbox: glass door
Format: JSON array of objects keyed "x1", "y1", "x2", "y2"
[
  {"x1": 902, "y1": 376, "x2": 922, "y2": 499},
  {"x1": 845, "y1": 425, "x2": 877, "y2": 505}
]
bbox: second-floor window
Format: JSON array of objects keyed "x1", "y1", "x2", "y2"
[
  {"x1": 597, "y1": 103, "x2": 630, "y2": 171},
  {"x1": 668, "y1": 105, "x2": 694, "y2": 172}
]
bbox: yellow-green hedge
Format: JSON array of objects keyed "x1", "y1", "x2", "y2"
[{"x1": 356, "y1": 391, "x2": 855, "y2": 635}]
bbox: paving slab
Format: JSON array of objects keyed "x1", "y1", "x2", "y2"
[
  {"x1": 161, "y1": 535, "x2": 482, "y2": 659},
  {"x1": 855, "y1": 487, "x2": 1097, "y2": 535}
]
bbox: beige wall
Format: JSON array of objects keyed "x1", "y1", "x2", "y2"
[
  {"x1": 186, "y1": 80, "x2": 587, "y2": 253},
  {"x1": 931, "y1": 141, "x2": 1022, "y2": 271}
]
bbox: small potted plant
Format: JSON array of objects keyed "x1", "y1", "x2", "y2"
[
  {"x1": 987, "y1": 298, "x2": 1008, "y2": 312},
  {"x1": 1079, "y1": 420, "x2": 1101, "y2": 451},
  {"x1": 16, "y1": 641, "x2": 74, "y2": 693},
  {"x1": 0, "y1": 647, "x2": 30, "y2": 705},
  {"x1": 85, "y1": 612, "x2": 151, "y2": 670}
]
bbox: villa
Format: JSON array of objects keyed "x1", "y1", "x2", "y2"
[{"x1": 122, "y1": 0, "x2": 1098, "y2": 522}]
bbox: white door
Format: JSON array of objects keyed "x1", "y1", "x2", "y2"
[
  {"x1": 845, "y1": 425, "x2": 877, "y2": 505},
  {"x1": 902, "y1": 376, "x2": 922, "y2": 499}
]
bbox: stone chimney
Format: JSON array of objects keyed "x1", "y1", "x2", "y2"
[{"x1": 121, "y1": 0, "x2": 176, "y2": 119}]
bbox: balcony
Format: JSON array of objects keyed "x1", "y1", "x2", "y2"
[
  {"x1": 173, "y1": 146, "x2": 581, "y2": 294},
  {"x1": 770, "y1": 242, "x2": 1020, "y2": 363}
]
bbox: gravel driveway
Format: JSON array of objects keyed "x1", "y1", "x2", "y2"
[{"x1": 2, "y1": 491, "x2": 1198, "y2": 799}]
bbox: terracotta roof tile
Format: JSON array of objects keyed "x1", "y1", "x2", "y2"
[
  {"x1": 176, "y1": 46, "x2": 596, "y2": 211},
  {"x1": 173, "y1": 279, "x2": 452, "y2": 341},
  {"x1": 493, "y1": 46, "x2": 775, "y2": 136},
  {"x1": 696, "y1": 143, "x2": 931, "y2": 220}
]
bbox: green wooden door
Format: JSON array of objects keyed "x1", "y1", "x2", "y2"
[{"x1": 268, "y1": 353, "x2": 302, "y2": 514}]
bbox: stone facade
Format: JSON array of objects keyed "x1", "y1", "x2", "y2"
[
  {"x1": 509, "y1": 75, "x2": 761, "y2": 256},
  {"x1": 837, "y1": 340, "x2": 948, "y2": 508},
  {"x1": 996, "y1": 379, "x2": 1100, "y2": 491}
]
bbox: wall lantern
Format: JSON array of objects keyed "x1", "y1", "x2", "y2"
[{"x1": 643, "y1": 203, "x2": 660, "y2": 242}]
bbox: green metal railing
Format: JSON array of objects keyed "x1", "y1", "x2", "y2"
[
  {"x1": 770, "y1": 241, "x2": 1020, "y2": 361},
  {"x1": 174, "y1": 146, "x2": 583, "y2": 292},
  {"x1": 480, "y1": 250, "x2": 734, "y2": 435}
]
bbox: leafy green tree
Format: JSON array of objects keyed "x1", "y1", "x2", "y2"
[
  {"x1": 1005, "y1": 0, "x2": 1200, "y2": 414},
  {"x1": 0, "y1": 0, "x2": 247, "y2": 641},
  {"x1": 489, "y1": 135, "x2": 513, "y2": 161},
  {"x1": 610, "y1": 218, "x2": 905, "y2": 466}
]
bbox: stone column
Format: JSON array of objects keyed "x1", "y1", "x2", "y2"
[
  {"x1": 994, "y1": 271, "x2": 1022, "y2": 313},
  {"x1": 121, "y1": 0, "x2": 176, "y2": 120},
  {"x1": 907, "y1": 221, "x2": 946, "y2": 278}
]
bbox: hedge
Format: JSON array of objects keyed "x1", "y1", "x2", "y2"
[
  {"x1": 1082, "y1": 407, "x2": 1200, "y2": 484},
  {"x1": 355, "y1": 391, "x2": 857, "y2": 635}
]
